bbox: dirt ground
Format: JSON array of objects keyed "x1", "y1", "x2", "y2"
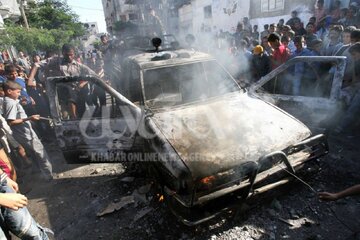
[{"x1": 19, "y1": 132, "x2": 360, "y2": 240}]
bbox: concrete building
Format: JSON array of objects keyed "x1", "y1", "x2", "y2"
[
  {"x1": 81, "y1": 22, "x2": 101, "y2": 51},
  {"x1": 0, "y1": 0, "x2": 21, "y2": 29},
  {"x1": 101, "y1": 0, "x2": 139, "y2": 33},
  {"x1": 178, "y1": 0, "x2": 347, "y2": 35},
  {"x1": 101, "y1": 0, "x2": 182, "y2": 35},
  {"x1": 83, "y1": 22, "x2": 100, "y2": 35}
]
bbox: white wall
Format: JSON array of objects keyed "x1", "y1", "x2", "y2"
[
  {"x1": 211, "y1": 0, "x2": 251, "y2": 33},
  {"x1": 178, "y1": 0, "x2": 251, "y2": 34}
]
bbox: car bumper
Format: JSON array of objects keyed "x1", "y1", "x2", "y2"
[{"x1": 164, "y1": 134, "x2": 328, "y2": 226}]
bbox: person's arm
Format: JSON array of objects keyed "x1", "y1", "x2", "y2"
[
  {"x1": 0, "y1": 169, "x2": 18, "y2": 192},
  {"x1": 27, "y1": 64, "x2": 40, "y2": 87},
  {"x1": 0, "y1": 193, "x2": 28, "y2": 210},
  {"x1": 7, "y1": 115, "x2": 40, "y2": 126},
  {"x1": 318, "y1": 184, "x2": 360, "y2": 201}
]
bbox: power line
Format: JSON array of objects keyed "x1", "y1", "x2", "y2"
[{"x1": 68, "y1": 5, "x2": 103, "y2": 11}]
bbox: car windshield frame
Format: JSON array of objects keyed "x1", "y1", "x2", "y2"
[{"x1": 141, "y1": 60, "x2": 242, "y2": 108}]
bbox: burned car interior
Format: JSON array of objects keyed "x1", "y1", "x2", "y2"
[
  {"x1": 143, "y1": 60, "x2": 240, "y2": 108},
  {"x1": 46, "y1": 44, "x2": 332, "y2": 225}
]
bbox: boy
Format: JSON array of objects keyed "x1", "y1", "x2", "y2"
[
  {"x1": 4, "y1": 64, "x2": 34, "y2": 114},
  {"x1": 2, "y1": 81, "x2": 53, "y2": 181}
]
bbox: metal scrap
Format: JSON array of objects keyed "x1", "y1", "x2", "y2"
[{"x1": 97, "y1": 195, "x2": 135, "y2": 217}]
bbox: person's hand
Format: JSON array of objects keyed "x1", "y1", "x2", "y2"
[
  {"x1": 30, "y1": 115, "x2": 40, "y2": 121},
  {"x1": 30, "y1": 97, "x2": 36, "y2": 106},
  {"x1": 318, "y1": 192, "x2": 339, "y2": 201},
  {"x1": 6, "y1": 177, "x2": 19, "y2": 192},
  {"x1": 78, "y1": 81, "x2": 88, "y2": 88},
  {"x1": 0, "y1": 193, "x2": 28, "y2": 210},
  {"x1": 20, "y1": 97, "x2": 28, "y2": 106}
]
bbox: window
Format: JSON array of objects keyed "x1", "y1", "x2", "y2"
[
  {"x1": 259, "y1": 61, "x2": 335, "y2": 98},
  {"x1": 128, "y1": 13, "x2": 138, "y2": 20},
  {"x1": 143, "y1": 61, "x2": 239, "y2": 108},
  {"x1": 261, "y1": 0, "x2": 284, "y2": 12},
  {"x1": 204, "y1": 5, "x2": 212, "y2": 19}
]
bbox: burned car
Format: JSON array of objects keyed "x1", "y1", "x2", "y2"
[{"x1": 46, "y1": 48, "x2": 329, "y2": 225}]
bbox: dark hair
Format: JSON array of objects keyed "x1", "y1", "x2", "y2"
[
  {"x1": 344, "y1": 26, "x2": 357, "y2": 33},
  {"x1": 4, "y1": 64, "x2": 17, "y2": 74},
  {"x1": 62, "y1": 44, "x2": 75, "y2": 53},
  {"x1": 306, "y1": 22, "x2": 315, "y2": 27},
  {"x1": 4, "y1": 81, "x2": 22, "y2": 91},
  {"x1": 349, "y1": 42, "x2": 360, "y2": 54},
  {"x1": 281, "y1": 36, "x2": 289, "y2": 42},
  {"x1": 351, "y1": 29, "x2": 360, "y2": 42},
  {"x1": 100, "y1": 34, "x2": 107, "y2": 40},
  {"x1": 293, "y1": 35, "x2": 304, "y2": 43},
  {"x1": 268, "y1": 33, "x2": 280, "y2": 42},
  {"x1": 330, "y1": 25, "x2": 344, "y2": 32}
]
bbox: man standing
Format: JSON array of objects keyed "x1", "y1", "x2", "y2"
[
  {"x1": 30, "y1": 44, "x2": 97, "y2": 119},
  {"x1": 267, "y1": 33, "x2": 290, "y2": 70},
  {"x1": 17, "y1": 51, "x2": 31, "y2": 75},
  {"x1": 291, "y1": 36, "x2": 315, "y2": 95},
  {"x1": 98, "y1": 35, "x2": 114, "y2": 83},
  {"x1": 250, "y1": 45, "x2": 271, "y2": 81}
]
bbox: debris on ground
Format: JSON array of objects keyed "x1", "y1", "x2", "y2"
[
  {"x1": 129, "y1": 207, "x2": 153, "y2": 228},
  {"x1": 97, "y1": 196, "x2": 135, "y2": 217}
]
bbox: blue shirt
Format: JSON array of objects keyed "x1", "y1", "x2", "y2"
[
  {"x1": 3, "y1": 77, "x2": 32, "y2": 105},
  {"x1": 291, "y1": 48, "x2": 316, "y2": 80}
]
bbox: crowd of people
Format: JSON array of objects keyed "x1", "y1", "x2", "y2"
[
  {"x1": 0, "y1": 40, "x2": 105, "y2": 238},
  {"x1": 196, "y1": 0, "x2": 360, "y2": 133},
  {"x1": 207, "y1": 0, "x2": 359, "y2": 80}
]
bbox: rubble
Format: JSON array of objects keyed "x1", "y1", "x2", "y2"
[
  {"x1": 120, "y1": 177, "x2": 135, "y2": 182},
  {"x1": 97, "y1": 196, "x2": 135, "y2": 217},
  {"x1": 129, "y1": 207, "x2": 153, "y2": 228}
]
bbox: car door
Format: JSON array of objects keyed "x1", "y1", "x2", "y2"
[
  {"x1": 249, "y1": 56, "x2": 346, "y2": 129},
  {"x1": 46, "y1": 76, "x2": 144, "y2": 163}
]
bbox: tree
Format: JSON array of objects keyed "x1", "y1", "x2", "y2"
[
  {"x1": 22, "y1": 0, "x2": 85, "y2": 38},
  {"x1": 1, "y1": 25, "x2": 73, "y2": 53},
  {"x1": 0, "y1": 0, "x2": 85, "y2": 53}
]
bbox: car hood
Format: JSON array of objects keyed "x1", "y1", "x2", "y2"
[{"x1": 151, "y1": 92, "x2": 311, "y2": 179}]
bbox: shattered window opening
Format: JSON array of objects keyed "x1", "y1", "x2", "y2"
[
  {"x1": 55, "y1": 81, "x2": 123, "y2": 120},
  {"x1": 259, "y1": 60, "x2": 336, "y2": 98},
  {"x1": 143, "y1": 61, "x2": 240, "y2": 108}
]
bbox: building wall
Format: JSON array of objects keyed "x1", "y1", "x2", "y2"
[
  {"x1": 0, "y1": 0, "x2": 21, "y2": 20},
  {"x1": 179, "y1": 0, "x2": 252, "y2": 34},
  {"x1": 83, "y1": 22, "x2": 99, "y2": 35},
  {"x1": 179, "y1": 4, "x2": 193, "y2": 34},
  {"x1": 249, "y1": 0, "x2": 344, "y2": 31},
  {"x1": 178, "y1": 0, "x2": 342, "y2": 35}
]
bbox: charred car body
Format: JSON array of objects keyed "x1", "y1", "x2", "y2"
[{"x1": 46, "y1": 43, "x2": 335, "y2": 225}]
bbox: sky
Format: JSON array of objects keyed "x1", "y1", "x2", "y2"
[{"x1": 66, "y1": 0, "x2": 107, "y2": 33}]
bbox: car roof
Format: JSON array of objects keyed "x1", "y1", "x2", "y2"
[{"x1": 126, "y1": 49, "x2": 215, "y2": 70}]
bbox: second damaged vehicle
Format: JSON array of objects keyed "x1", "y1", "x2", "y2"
[{"x1": 46, "y1": 42, "x2": 328, "y2": 225}]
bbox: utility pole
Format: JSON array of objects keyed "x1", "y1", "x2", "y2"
[{"x1": 19, "y1": 0, "x2": 30, "y2": 30}]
